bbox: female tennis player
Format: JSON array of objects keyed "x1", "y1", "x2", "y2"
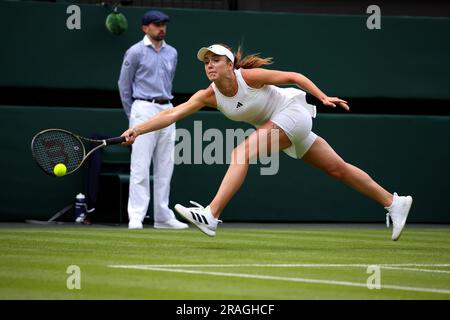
[{"x1": 121, "y1": 44, "x2": 413, "y2": 241}]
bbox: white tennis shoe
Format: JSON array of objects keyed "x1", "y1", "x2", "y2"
[
  {"x1": 385, "y1": 192, "x2": 413, "y2": 241},
  {"x1": 174, "y1": 201, "x2": 222, "y2": 237},
  {"x1": 154, "y1": 218, "x2": 189, "y2": 230},
  {"x1": 128, "y1": 219, "x2": 143, "y2": 230}
]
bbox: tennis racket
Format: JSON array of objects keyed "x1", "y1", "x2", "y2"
[{"x1": 31, "y1": 128, "x2": 126, "y2": 177}]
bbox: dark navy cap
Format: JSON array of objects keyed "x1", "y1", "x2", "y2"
[{"x1": 141, "y1": 10, "x2": 170, "y2": 25}]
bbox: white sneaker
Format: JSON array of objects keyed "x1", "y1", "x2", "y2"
[
  {"x1": 128, "y1": 219, "x2": 143, "y2": 230},
  {"x1": 385, "y1": 192, "x2": 413, "y2": 241},
  {"x1": 154, "y1": 218, "x2": 189, "y2": 230},
  {"x1": 174, "y1": 201, "x2": 222, "y2": 237}
]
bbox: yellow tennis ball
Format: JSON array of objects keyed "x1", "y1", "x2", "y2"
[{"x1": 53, "y1": 163, "x2": 67, "y2": 177}]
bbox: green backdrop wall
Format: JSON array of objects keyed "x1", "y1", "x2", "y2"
[
  {"x1": 0, "y1": 105, "x2": 449, "y2": 223},
  {"x1": 1, "y1": 1, "x2": 450, "y2": 99},
  {"x1": 1, "y1": 2, "x2": 449, "y2": 222}
]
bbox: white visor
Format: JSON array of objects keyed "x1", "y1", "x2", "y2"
[{"x1": 197, "y1": 44, "x2": 234, "y2": 63}]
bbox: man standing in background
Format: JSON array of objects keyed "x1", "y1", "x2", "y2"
[{"x1": 118, "y1": 10, "x2": 188, "y2": 230}]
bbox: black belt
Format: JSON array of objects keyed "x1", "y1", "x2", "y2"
[{"x1": 134, "y1": 97, "x2": 171, "y2": 104}]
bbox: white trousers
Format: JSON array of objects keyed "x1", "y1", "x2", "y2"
[{"x1": 128, "y1": 100, "x2": 176, "y2": 223}]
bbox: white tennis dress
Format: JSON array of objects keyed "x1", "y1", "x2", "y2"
[{"x1": 211, "y1": 69, "x2": 318, "y2": 158}]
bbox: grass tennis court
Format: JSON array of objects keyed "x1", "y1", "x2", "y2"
[{"x1": 0, "y1": 223, "x2": 449, "y2": 300}]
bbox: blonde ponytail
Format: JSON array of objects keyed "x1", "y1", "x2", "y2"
[
  {"x1": 234, "y1": 46, "x2": 273, "y2": 69},
  {"x1": 218, "y1": 44, "x2": 273, "y2": 69}
]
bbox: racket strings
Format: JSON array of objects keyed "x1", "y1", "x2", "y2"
[{"x1": 32, "y1": 130, "x2": 85, "y2": 175}]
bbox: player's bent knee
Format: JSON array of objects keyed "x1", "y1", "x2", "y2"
[{"x1": 230, "y1": 145, "x2": 253, "y2": 165}]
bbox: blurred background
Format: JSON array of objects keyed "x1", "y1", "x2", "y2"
[{"x1": 0, "y1": 0, "x2": 449, "y2": 224}]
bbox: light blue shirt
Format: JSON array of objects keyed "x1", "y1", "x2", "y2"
[{"x1": 118, "y1": 36, "x2": 178, "y2": 118}]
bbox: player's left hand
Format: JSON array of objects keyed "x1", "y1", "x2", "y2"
[{"x1": 321, "y1": 96, "x2": 350, "y2": 111}]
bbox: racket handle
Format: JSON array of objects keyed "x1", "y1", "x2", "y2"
[{"x1": 104, "y1": 136, "x2": 126, "y2": 145}]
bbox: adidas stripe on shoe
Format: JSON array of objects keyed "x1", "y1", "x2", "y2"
[{"x1": 174, "y1": 201, "x2": 222, "y2": 237}]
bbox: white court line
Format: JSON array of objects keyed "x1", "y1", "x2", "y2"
[
  {"x1": 380, "y1": 266, "x2": 450, "y2": 274},
  {"x1": 109, "y1": 263, "x2": 450, "y2": 268},
  {"x1": 108, "y1": 263, "x2": 450, "y2": 275},
  {"x1": 108, "y1": 265, "x2": 450, "y2": 295}
]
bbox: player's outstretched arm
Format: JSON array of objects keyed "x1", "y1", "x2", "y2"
[
  {"x1": 242, "y1": 68, "x2": 349, "y2": 111},
  {"x1": 121, "y1": 88, "x2": 214, "y2": 144}
]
